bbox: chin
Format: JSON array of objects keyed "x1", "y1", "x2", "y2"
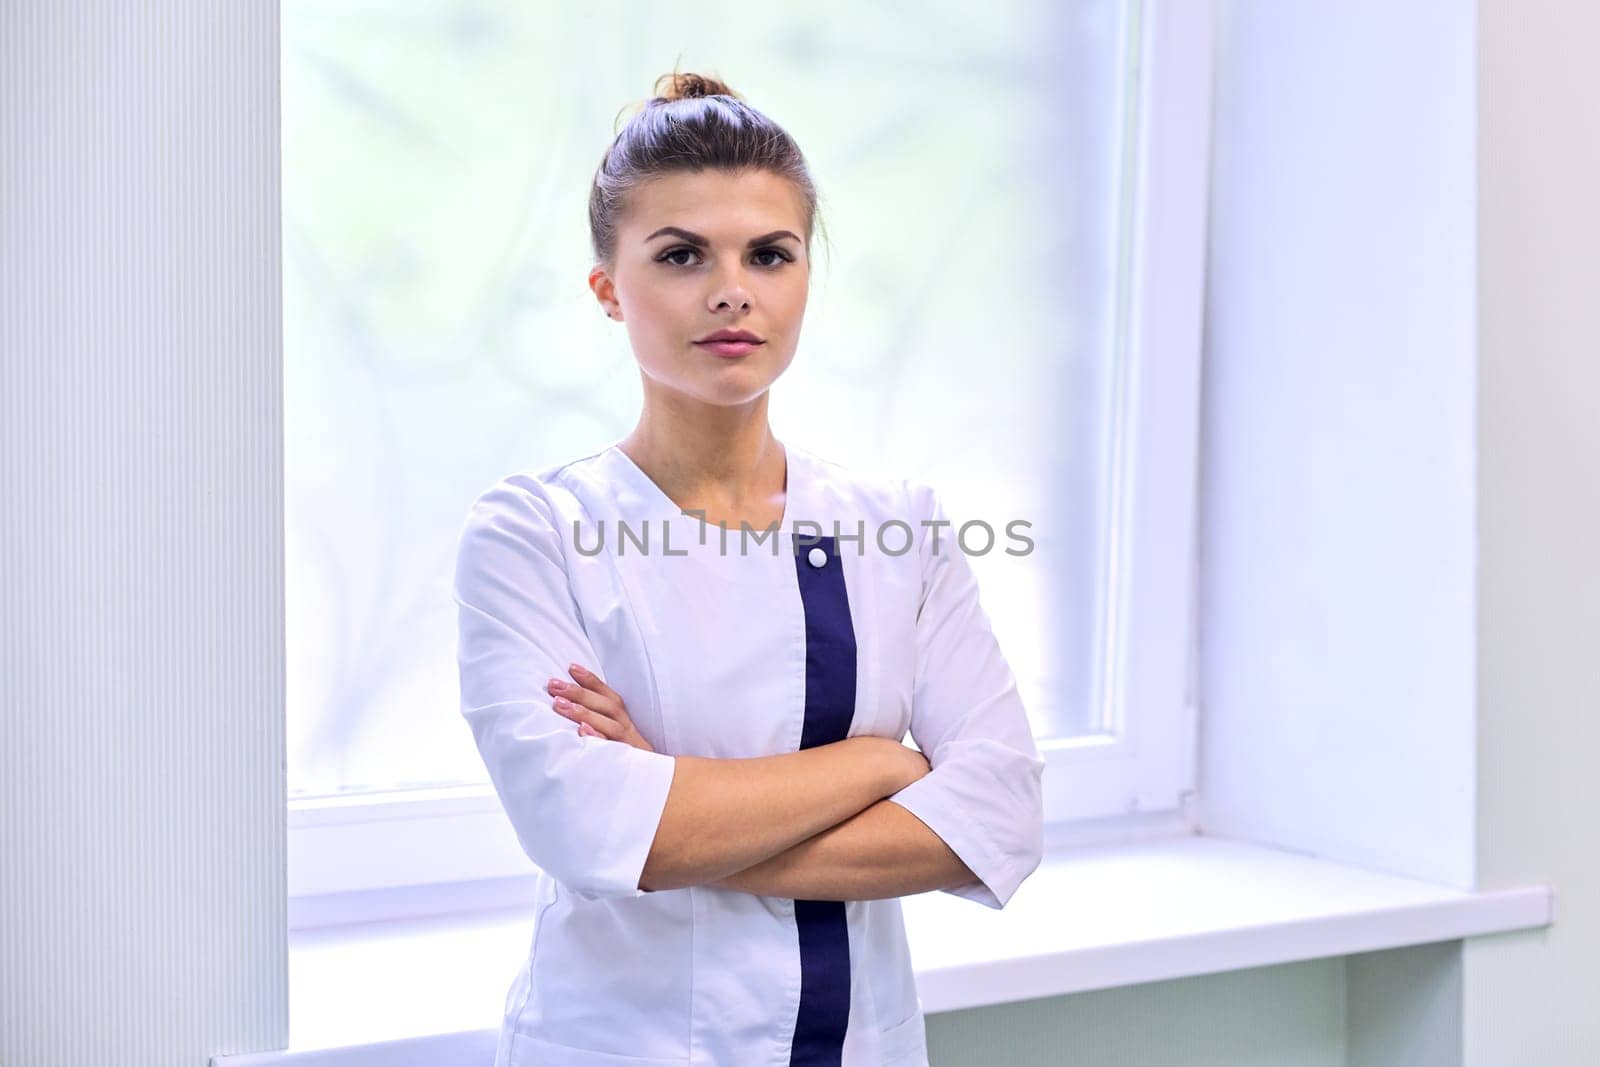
[
  {"x1": 676, "y1": 364, "x2": 776, "y2": 401},
  {"x1": 695, "y1": 382, "x2": 776, "y2": 407}
]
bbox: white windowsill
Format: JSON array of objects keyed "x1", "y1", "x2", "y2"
[{"x1": 211, "y1": 834, "x2": 1553, "y2": 1067}]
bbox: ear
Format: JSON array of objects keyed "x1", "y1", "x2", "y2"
[{"x1": 588, "y1": 265, "x2": 621, "y2": 320}]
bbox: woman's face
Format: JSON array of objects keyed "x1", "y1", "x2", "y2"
[{"x1": 590, "y1": 168, "x2": 811, "y2": 409}]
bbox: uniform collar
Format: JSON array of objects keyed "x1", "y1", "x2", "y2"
[{"x1": 599, "y1": 438, "x2": 807, "y2": 533}]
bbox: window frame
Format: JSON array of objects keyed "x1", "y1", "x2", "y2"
[
  {"x1": 287, "y1": 0, "x2": 1217, "y2": 922},
  {"x1": 1036, "y1": 0, "x2": 1215, "y2": 828}
]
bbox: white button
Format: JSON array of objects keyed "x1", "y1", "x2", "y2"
[{"x1": 807, "y1": 546, "x2": 828, "y2": 568}]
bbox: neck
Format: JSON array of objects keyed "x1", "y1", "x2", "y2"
[{"x1": 618, "y1": 398, "x2": 785, "y2": 511}]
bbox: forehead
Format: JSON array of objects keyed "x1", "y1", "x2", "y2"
[{"x1": 621, "y1": 169, "x2": 807, "y2": 233}]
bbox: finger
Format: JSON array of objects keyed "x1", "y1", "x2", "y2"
[
  {"x1": 567, "y1": 663, "x2": 622, "y2": 704},
  {"x1": 552, "y1": 697, "x2": 622, "y2": 740},
  {"x1": 578, "y1": 722, "x2": 603, "y2": 739},
  {"x1": 554, "y1": 684, "x2": 623, "y2": 723}
]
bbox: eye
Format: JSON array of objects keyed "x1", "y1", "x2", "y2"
[
  {"x1": 658, "y1": 246, "x2": 701, "y2": 267},
  {"x1": 655, "y1": 246, "x2": 795, "y2": 269}
]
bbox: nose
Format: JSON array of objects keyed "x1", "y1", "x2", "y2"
[{"x1": 709, "y1": 274, "x2": 752, "y2": 314}]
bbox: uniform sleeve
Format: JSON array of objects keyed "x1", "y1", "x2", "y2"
[
  {"x1": 452, "y1": 478, "x2": 678, "y2": 902},
  {"x1": 884, "y1": 482, "x2": 1047, "y2": 910}
]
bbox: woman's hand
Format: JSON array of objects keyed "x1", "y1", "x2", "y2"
[{"x1": 547, "y1": 664, "x2": 656, "y2": 753}]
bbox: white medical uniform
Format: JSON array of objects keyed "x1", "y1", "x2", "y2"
[{"x1": 453, "y1": 439, "x2": 1046, "y2": 1067}]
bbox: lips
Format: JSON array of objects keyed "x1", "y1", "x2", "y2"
[
  {"x1": 695, "y1": 338, "x2": 764, "y2": 358},
  {"x1": 695, "y1": 328, "x2": 764, "y2": 344},
  {"x1": 693, "y1": 329, "x2": 765, "y2": 358}
]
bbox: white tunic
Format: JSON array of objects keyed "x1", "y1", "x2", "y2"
[{"x1": 452, "y1": 439, "x2": 1046, "y2": 1067}]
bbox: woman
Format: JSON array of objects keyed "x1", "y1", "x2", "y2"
[{"x1": 453, "y1": 71, "x2": 1045, "y2": 1067}]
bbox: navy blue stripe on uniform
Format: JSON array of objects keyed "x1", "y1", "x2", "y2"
[{"x1": 789, "y1": 534, "x2": 856, "y2": 1067}]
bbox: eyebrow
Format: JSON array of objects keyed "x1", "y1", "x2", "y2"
[{"x1": 644, "y1": 226, "x2": 802, "y2": 248}]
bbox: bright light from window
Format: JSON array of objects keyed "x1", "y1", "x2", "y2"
[{"x1": 283, "y1": 1, "x2": 1138, "y2": 799}]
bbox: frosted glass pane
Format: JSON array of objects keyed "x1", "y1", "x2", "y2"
[{"x1": 283, "y1": 1, "x2": 1134, "y2": 798}]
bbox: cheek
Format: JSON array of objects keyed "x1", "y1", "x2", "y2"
[
  {"x1": 624, "y1": 290, "x2": 687, "y2": 348},
  {"x1": 628, "y1": 284, "x2": 675, "y2": 327},
  {"x1": 763, "y1": 274, "x2": 807, "y2": 318},
  {"x1": 623, "y1": 299, "x2": 699, "y2": 382}
]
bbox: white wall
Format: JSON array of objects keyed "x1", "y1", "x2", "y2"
[
  {"x1": 929, "y1": 957, "x2": 1345, "y2": 1067},
  {"x1": 1465, "y1": 0, "x2": 1600, "y2": 1062},
  {"x1": 0, "y1": 3, "x2": 286, "y2": 1065},
  {"x1": 1196, "y1": 0, "x2": 1479, "y2": 891}
]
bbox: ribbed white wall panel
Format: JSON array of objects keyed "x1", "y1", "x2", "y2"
[{"x1": 1, "y1": 3, "x2": 287, "y2": 1064}]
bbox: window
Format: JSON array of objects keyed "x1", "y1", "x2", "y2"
[{"x1": 283, "y1": 0, "x2": 1214, "y2": 911}]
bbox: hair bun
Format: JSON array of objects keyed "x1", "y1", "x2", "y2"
[{"x1": 652, "y1": 71, "x2": 739, "y2": 104}]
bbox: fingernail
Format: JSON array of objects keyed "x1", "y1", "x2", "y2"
[
  {"x1": 553, "y1": 696, "x2": 572, "y2": 709},
  {"x1": 569, "y1": 663, "x2": 586, "y2": 677},
  {"x1": 547, "y1": 678, "x2": 565, "y2": 692}
]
